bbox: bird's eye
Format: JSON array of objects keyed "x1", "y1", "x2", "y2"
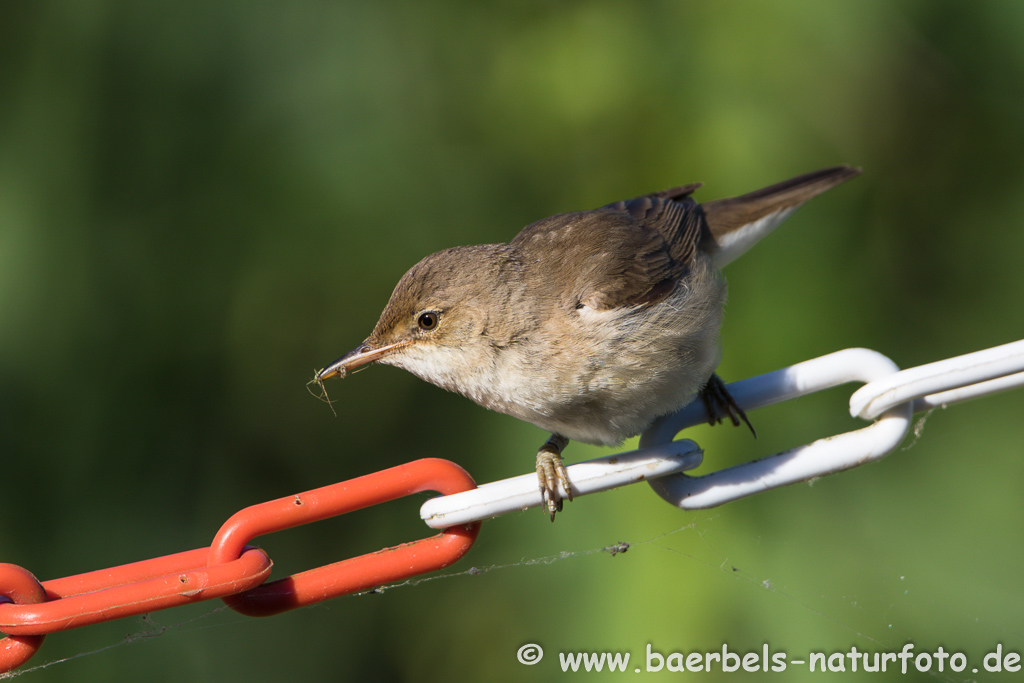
[{"x1": 417, "y1": 311, "x2": 439, "y2": 330}]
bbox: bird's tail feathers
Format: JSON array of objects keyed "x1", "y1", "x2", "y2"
[{"x1": 701, "y1": 165, "x2": 861, "y2": 267}]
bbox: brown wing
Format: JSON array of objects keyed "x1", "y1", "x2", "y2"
[
  {"x1": 601, "y1": 182, "x2": 704, "y2": 265},
  {"x1": 511, "y1": 184, "x2": 706, "y2": 312}
]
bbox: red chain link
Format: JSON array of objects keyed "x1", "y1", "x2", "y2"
[{"x1": 0, "y1": 458, "x2": 480, "y2": 673}]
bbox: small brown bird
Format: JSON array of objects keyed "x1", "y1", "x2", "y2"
[{"x1": 317, "y1": 166, "x2": 861, "y2": 519}]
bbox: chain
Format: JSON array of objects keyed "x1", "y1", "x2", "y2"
[
  {"x1": 421, "y1": 339, "x2": 1024, "y2": 524},
  {"x1": 0, "y1": 459, "x2": 480, "y2": 673},
  {"x1": 2, "y1": 339, "x2": 1022, "y2": 674}
]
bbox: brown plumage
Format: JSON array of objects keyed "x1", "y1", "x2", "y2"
[{"x1": 318, "y1": 165, "x2": 861, "y2": 518}]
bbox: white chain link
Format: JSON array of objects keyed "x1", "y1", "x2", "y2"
[{"x1": 420, "y1": 339, "x2": 1024, "y2": 528}]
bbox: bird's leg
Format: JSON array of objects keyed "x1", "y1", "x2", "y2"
[
  {"x1": 700, "y1": 373, "x2": 756, "y2": 437},
  {"x1": 536, "y1": 434, "x2": 572, "y2": 521}
]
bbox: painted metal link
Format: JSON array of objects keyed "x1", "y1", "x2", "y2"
[
  {"x1": 420, "y1": 340, "x2": 1024, "y2": 525},
  {"x1": 3, "y1": 340, "x2": 1021, "y2": 674},
  {"x1": 0, "y1": 459, "x2": 480, "y2": 673}
]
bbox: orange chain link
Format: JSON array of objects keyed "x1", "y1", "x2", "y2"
[{"x1": 0, "y1": 458, "x2": 480, "y2": 673}]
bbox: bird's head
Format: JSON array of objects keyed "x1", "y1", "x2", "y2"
[{"x1": 317, "y1": 245, "x2": 508, "y2": 392}]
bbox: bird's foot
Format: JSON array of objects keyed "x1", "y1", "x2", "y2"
[
  {"x1": 701, "y1": 373, "x2": 756, "y2": 437},
  {"x1": 536, "y1": 435, "x2": 572, "y2": 521}
]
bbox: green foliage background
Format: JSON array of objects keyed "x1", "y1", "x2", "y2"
[{"x1": 2, "y1": 2, "x2": 1022, "y2": 681}]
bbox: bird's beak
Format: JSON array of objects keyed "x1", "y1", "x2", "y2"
[{"x1": 317, "y1": 339, "x2": 412, "y2": 380}]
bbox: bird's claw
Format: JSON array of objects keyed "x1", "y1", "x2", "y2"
[
  {"x1": 701, "y1": 373, "x2": 756, "y2": 437},
  {"x1": 536, "y1": 439, "x2": 572, "y2": 521}
]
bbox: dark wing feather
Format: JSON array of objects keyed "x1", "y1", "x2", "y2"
[
  {"x1": 510, "y1": 184, "x2": 706, "y2": 312},
  {"x1": 601, "y1": 182, "x2": 704, "y2": 265}
]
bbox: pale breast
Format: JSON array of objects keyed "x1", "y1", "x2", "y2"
[{"x1": 481, "y1": 253, "x2": 726, "y2": 444}]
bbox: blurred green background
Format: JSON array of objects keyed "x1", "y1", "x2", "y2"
[{"x1": 2, "y1": 1, "x2": 1023, "y2": 681}]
